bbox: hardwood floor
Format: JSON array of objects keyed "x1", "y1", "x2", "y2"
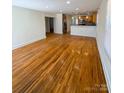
[{"x1": 13, "y1": 34, "x2": 108, "y2": 93}]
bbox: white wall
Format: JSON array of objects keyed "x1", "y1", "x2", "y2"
[
  {"x1": 71, "y1": 26, "x2": 96, "y2": 37},
  {"x1": 96, "y1": 0, "x2": 111, "y2": 92},
  {"x1": 54, "y1": 14, "x2": 63, "y2": 34},
  {"x1": 44, "y1": 13, "x2": 56, "y2": 18},
  {"x1": 12, "y1": 6, "x2": 63, "y2": 49},
  {"x1": 104, "y1": 0, "x2": 111, "y2": 59},
  {"x1": 12, "y1": 6, "x2": 46, "y2": 49}
]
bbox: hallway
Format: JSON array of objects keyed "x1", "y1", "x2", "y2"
[{"x1": 13, "y1": 34, "x2": 108, "y2": 93}]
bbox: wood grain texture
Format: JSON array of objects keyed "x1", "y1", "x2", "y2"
[{"x1": 13, "y1": 34, "x2": 108, "y2": 93}]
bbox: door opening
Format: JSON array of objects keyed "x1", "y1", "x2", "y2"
[
  {"x1": 45, "y1": 17, "x2": 54, "y2": 34},
  {"x1": 63, "y1": 14, "x2": 67, "y2": 34}
]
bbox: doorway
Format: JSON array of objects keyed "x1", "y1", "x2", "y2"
[
  {"x1": 63, "y1": 14, "x2": 71, "y2": 34},
  {"x1": 63, "y1": 14, "x2": 67, "y2": 34},
  {"x1": 45, "y1": 17, "x2": 54, "y2": 34}
]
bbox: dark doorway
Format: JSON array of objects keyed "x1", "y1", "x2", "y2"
[
  {"x1": 45, "y1": 17, "x2": 54, "y2": 34},
  {"x1": 63, "y1": 14, "x2": 67, "y2": 34}
]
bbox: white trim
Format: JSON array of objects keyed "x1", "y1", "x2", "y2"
[
  {"x1": 97, "y1": 38, "x2": 111, "y2": 93},
  {"x1": 13, "y1": 36, "x2": 46, "y2": 50}
]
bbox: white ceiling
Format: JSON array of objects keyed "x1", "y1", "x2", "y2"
[{"x1": 12, "y1": 0, "x2": 102, "y2": 14}]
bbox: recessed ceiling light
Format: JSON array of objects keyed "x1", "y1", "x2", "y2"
[
  {"x1": 46, "y1": 6, "x2": 48, "y2": 8},
  {"x1": 75, "y1": 8, "x2": 79, "y2": 11},
  {"x1": 60, "y1": 10, "x2": 63, "y2": 12},
  {"x1": 66, "y1": 1, "x2": 70, "y2": 4}
]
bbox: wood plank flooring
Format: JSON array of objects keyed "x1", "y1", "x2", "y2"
[{"x1": 13, "y1": 34, "x2": 108, "y2": 93}]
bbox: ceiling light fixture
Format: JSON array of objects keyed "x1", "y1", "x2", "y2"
[
  {"x1": 66, "y1": 1, "x2": 70, "y2": 4},
  {"x1": 46, "y1": 6, "x2": 48, "y2": 8},
  {"x1": 60, "y1": 10, "x2": 63, "y2": 12}
]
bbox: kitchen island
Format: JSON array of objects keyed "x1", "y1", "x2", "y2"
[{"x1": 71, "y1": 25, "x2": 96, "y2": 37}]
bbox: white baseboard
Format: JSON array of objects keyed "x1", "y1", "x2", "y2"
[
  {"x1": 96, "y1": 39, "x2": 111, "y2": 93},
  {"x1": 12, "y1": 35, "x2": 46, "y2": 50}
]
